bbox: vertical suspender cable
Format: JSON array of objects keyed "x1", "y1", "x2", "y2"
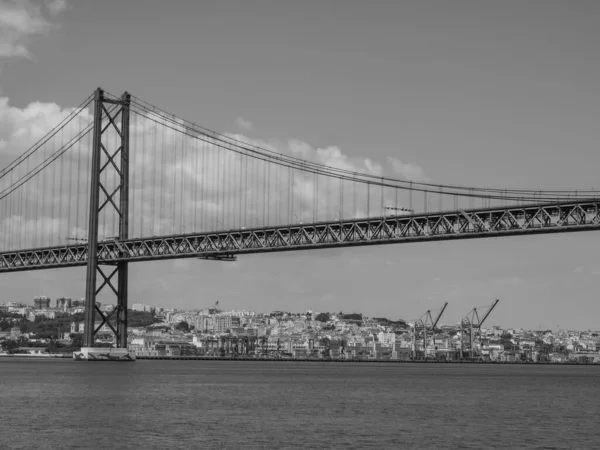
[
  {"x1": 287, "y1": 166, "x2": 291, "y2": 224},
  {"x1": 141, "y1": 115, "x2": 146, "y2": 237},
  {"x1": 200, "y1": 140, "x2": 205, "y2": 230},
  {"x1": 220, "y1": 145, "x2": 225, "y2": 229},
  {"x1": 174, "y1": 130, "x2": 179, "y2": 232},
  {"x1": 159, "y1": 118, "x2": 166, "y2": 233},
  {"x1": 67, "y1": 116, "x2": 75, "y2": 240},
  {"x1": 341, "y1": 178, "x2": 344, "y2": 221},
  {"x1": 314, "y1": 172, "x2": 318, "y2": 222},
  {"x1": 84, "y1": 128, "x2": 90, "y2": 235},
  {"x1": 76, "y1": 116, "x2": 82, "y2": 239},
  {"x1": 58, "y1": 127, "x2": 64, "y2": 247},
  {"x1": 266, "y1": 159, "x2": 271, "y2": 225},
  {"x1": 24, "y1": 152, "x2": 30, "y2": 249},
  {"x1": 7, "y1": 170, "x2": 12, "y2": 249},
  {"x1": 194, "y1": 136, "x2": 198, "y2": 232},
  {"x1": 112, "y1": 124, "x2": 118, "y2": 237},
  {"x1": 40, "y1": 142, "x2": 46, "y2": 246},
  {"x1": 367, "y1": 183, "x2": 371, "y2": 217},
  {"x1": 243, "y1": 152, "x2": 248, "y2": 227},
  {"x1": 291, "y1": 166, "x2": 294, "y2": 223},
  {"x1": 51, "y1": 138, "x2": 57, "y2": 245},
  {"x1": 352, "y1": 177, "x2": 356, "y2": 219},
  {"x1": 277, "y1": 159, "x2": 281, "y2": 224},
  {"x1": 151, "y1": 116, "x2": 157, "y2": 234},
  {"x1": 1, "y1": 176, "x2": 5, "y2": 250},
  {"x1": 180, "y1": 130, "x2": 185, "y2": 233},
  {"x1": 224, "y1": 146, "x2": 228, "y2": 229},
  {"x1": 379, "y1": 180, "x2": 383, "y2": 217},
  {"x1": 101, "y1": 121, "x2": 107, "y2": 240},
  {"x1": 263, "y1": 159, "x2": 267, "y2": 226},
  {"x1": 238, "y1": 147, "x2": 242, "y2": 229},
  {"x1": 131, "y1": 112, "x2": 136, "y2": 238}
]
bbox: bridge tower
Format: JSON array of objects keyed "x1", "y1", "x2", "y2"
[{"x1": 82, "y1": 88, "x2": 131, "y2": 350}]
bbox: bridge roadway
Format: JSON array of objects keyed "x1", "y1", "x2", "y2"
[{"x1": 1, "y1": 199, "x2": 599, "y2": 273}]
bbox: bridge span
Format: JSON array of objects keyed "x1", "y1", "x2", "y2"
[{"x1": 1, "y1": 198, "x2": 598, "y2": 272}]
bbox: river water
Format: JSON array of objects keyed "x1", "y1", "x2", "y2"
[{"x1": 0, "y1": 359, "x2": 598, "y2": 449}]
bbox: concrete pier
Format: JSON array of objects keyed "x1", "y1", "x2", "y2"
[{"x1": 73, "y1": 347, "x2": 136, "y2": 361}]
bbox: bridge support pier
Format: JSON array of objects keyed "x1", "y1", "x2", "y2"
[{"x1": 81, "y1": 88, "x2": 132, "y2": 354}]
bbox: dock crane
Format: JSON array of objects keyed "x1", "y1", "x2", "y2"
[
  {"x1": 460, "y1": 299, "x2": 500, "y2": 360},
  {"x1": 412, "y1": 302, "x2": 448, "y2": 360}
]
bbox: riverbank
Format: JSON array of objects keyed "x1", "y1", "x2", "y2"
[
  {"x1": 1, "y1": 353, "x2": 596, "y2": 364},
  {"x1": 134, "y1": 355, "x2": 598, "y2": 365},
  {"x1": 0, "y1": 353, "x2": 70, "y2": 358}
]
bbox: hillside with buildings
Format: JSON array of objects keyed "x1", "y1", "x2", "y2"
[{"x1": 1, "y1": 298, "x2": 599, "y2": 363}]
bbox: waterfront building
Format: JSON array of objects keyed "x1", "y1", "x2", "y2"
[
  {"x1": 33, "y1": 296, "x2": 51, "y2": 309},
  {"x1": 6, "y1": 302, "x2": 26, "y2": 308},
  {"x1": 71, "y1": 322, "x2": 85, "y2": 334},
  {"x1": 40, "y1": 308, "x2": 65, "y2": 319},
  {"x1": 132, "y1": 303, "x2": 155, "y2": 313},
  {"x1": 377, "y1": 332, "x2": 396, "y2": 345},
  {"x1": 10, "y1": 326, "x2": 21, "y2": 338},
  {"x1": 214, "y1": 315, "x2": 240, "y2": 333},
  {"x1": 55, "y1": 297, "x2": 72, "y2": 308}
]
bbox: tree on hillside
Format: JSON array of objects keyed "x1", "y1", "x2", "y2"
[
  {"x1": 128, "y1": 310, "x2": 161, "y2": 328},
  {"x1": 69, "y1": 333, "x2": 83, "y2": 349},
  {"x1": 1, "y1": 340, "x2": 19, "y2": 353},
  {"x1": 315, "y1": 313, "x2": 330, "y2": 323},
  {"x1": 342, "y1": 313, "x2": 362, "y2": 321},
  {"x1": 175, "y1": 321, "x2": 190, "y2": 332}
]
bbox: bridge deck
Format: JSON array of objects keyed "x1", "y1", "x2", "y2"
[{"x1": 1, "y1": 199, "x2": 598, "y2": 272}]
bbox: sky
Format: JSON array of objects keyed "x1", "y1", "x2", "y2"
[{"x1": 1, "y1": 0, "x2": 600, "y2": 329}]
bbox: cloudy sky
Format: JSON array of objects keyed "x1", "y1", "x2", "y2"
[{"x1": 1, "y1": 0, "x2": 600, "y2": 329}]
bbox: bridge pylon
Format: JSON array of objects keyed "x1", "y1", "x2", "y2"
[{"x1": 82, "y1": 88, "x2": 131, "y2": 350}]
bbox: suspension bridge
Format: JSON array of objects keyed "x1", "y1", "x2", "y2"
[{"x1": 1, "y1": 88, "x2": 598, "y2": 354}]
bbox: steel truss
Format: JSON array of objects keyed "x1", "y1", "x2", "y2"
[
  {"x1": 1, "y1": 199, "x2": 599, "y2": 273},
  {"x1": 82, "y1": 89, "x2": 131, "y2": 348}
]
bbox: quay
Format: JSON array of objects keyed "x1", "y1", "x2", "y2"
[{"x1": 134, "y1": 356, "x2": 599, "y2": 365}]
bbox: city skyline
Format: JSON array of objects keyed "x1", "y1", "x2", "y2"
[
  {"x1": 1, "y1": 296, "x2": 596, "y2": 333},
  {"x1": 1, "y1": 1, "x2": 600, "y2": 329}
]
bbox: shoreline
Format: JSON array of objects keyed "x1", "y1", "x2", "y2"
[
  {"x1": 134, "y1": 356, "x2": 599, "y2": 365},
  {"x1": 2, "y1": 353, "x2": 596, "y2": 365}
]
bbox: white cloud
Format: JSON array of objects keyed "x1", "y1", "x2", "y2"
[
  {"x1": 0, "y1": 0, "x2": 66, "y2": 60},
  {"x1": 235, "y1": 117, "x2": 253, "y2": 132},
  {"x1": 46, "y1": 0, "x2": 68, "y2": 16},
  {"x1": 387, "y1": 157, "x2": 431, "y2": 182}
]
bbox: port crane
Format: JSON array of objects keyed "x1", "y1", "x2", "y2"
[
  {"x1": 412, "y1": 302, "x2": 448, "y2": 360},
  {"x1": 460, "y1": 299, "x2": 500, "y2": 360}
]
